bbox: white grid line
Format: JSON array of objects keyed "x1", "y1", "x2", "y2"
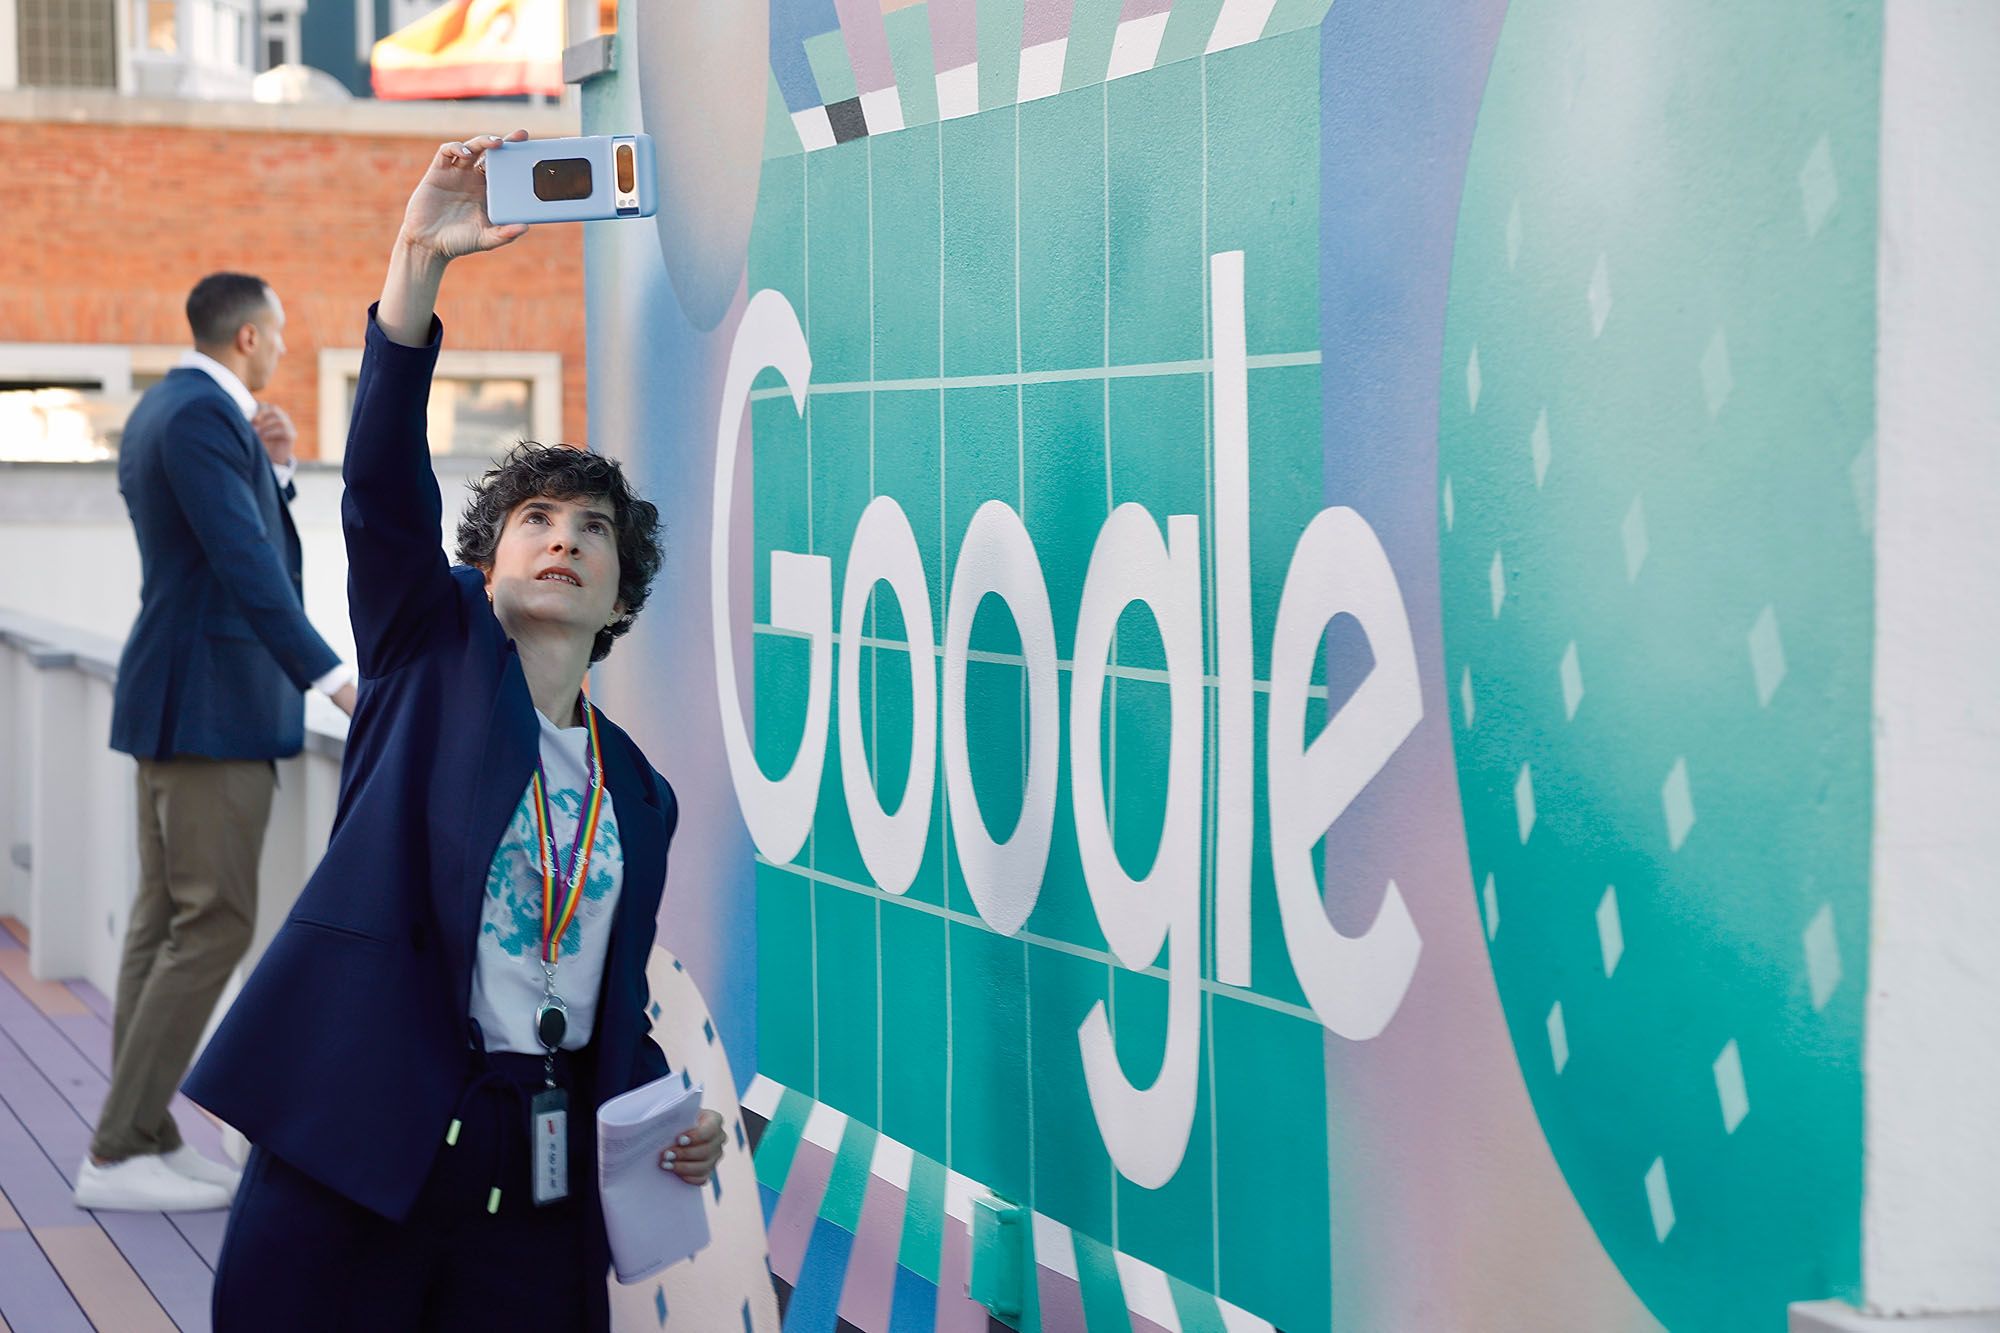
[
  {"x1": 867, "y1": 132, "x2": 884, "y2": 1131},
  {"x1": 744, "y1": 350, "x2": 1321, "y2": 400},
  {"x1": 756, "y1": 853, "x2": 1321, "y2": 1025},
  {"x1": 754, "y1": 626, "x2": 1330, "y2": 698},
  {"x1": 1200, "y1": 46, "x2": 1222, "y2": 1294},
  {"x1": 801, "y1": 151, "x2": 820, "y2": 1102},
  {"x1": 1101, "y1": 76, "x2": 1118, "y2": 1254},
  {"x1": 937, "y1": 116, "x2": 954, "y2": 1176},
  {"x1": 1013, "y1": 96, "x2": 1037, "y2": 1215}
]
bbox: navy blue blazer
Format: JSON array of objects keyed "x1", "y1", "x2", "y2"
[
  {"x1": 185, "y1": 313, "x2": 677, "y2": 1222},
  {"x1": 109, "y1": 365, "x2": 339, "y2": 760}
]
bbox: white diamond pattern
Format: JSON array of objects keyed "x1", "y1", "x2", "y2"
[
  {"x1": 1622, "y1": 495, "x2": 1648, "y2": 583},
  {"x1": 1749, "y1": 605, "x2": 1787, "y2": 706},
  {"x1": 1597, "y1": 886, "x2": 1623, "y2": 977},
  {"x1": 1663, "y1": 758, "x2": 1695, "y2": 852}
]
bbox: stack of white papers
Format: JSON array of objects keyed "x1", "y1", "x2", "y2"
[{"x1": 597, "y1": 1070, "x2": 712, "y2": 1283}]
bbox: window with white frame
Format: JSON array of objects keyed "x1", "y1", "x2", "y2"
[
  {"x1": 318, "y1": 348, "x2": 563, "y2": 462},
  {"x1": 0, "y1": 343, "x2": 137, "y2": 461},
  {"x1": 260, "y1": 6, "x2": 297, "y2": 68},
  {"x1": 127, "y1": 0, "x2": 255, "y2": 73}
]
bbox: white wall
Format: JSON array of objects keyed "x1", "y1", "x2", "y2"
[
  {"x1": 1867, "y1": 0, "x2": 2000, "y2": 1315},
  {"x1": 0, "y1": 458, "x2": 485, "y2": 670},
  {"x1": 0, "y1": 0, "x2": 17, "y2": 90}
]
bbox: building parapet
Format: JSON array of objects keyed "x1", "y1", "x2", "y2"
[{"x1": 0, "y1": 85, "x2": 581, "y2": 136}]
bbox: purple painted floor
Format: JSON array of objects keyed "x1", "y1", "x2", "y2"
[{"x1": 0, "y1": 918, "x2": 223, "y2": 1333}]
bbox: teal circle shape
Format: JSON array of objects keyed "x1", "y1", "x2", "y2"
[{"x1": 1437, "y1": 3, "x2": 1879, "y2": 1327}]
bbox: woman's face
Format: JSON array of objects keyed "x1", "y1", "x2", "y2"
[{"x1": 484, "y1": 494, "x2": 624, "y2": 646}]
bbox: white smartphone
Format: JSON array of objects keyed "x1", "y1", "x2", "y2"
[{"x1": 485, "y1": 134, "x2": 657, "y2": 225}]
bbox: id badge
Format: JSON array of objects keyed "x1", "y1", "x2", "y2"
[{"x1": 530, "y1": 1087, "x2": 569, "y2": 1206}]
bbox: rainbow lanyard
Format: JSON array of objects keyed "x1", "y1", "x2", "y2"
[{"x1": 528, "y1": 701, "x2": 606, "y2": 971}]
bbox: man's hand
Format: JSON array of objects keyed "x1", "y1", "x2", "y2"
[
  {"x1": 329, "y1": 681, "x2": 357, "y2": 716},
  {"x1": 252, "y1": 403, "x2": 297, "y2": 469},
  {"x1": 660, "y1": 1109, "x2": 725, "y2": 1186}
]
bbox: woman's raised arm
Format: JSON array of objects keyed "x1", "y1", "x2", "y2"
[
  {"x1": 377, "y1": 131, "x2": 529, "y2": 344},
  {"x1": 343, "y1": 132, "x2": 533, "y2": 677}
]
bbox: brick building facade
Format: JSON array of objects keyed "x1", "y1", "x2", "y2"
[{"x1": 0, "y1": 91, "x2": 587, "y2": 461}]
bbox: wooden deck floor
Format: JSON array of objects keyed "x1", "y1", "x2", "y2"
[{"x1": 0, "y1": 918, "x2": 230, "y2": 1332}]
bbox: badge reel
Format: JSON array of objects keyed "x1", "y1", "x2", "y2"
[{"x1": 530, "y1": 972, "x2": 570, "y2": 1207}]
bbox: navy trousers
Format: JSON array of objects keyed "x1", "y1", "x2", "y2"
[{"x1": 212, "y1": 1048, "x2": 611, "y2": 1332}]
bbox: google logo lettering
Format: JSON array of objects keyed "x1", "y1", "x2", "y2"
[{"x1": 712, "y1": 252, "x2": 1425, "y2": 1189}]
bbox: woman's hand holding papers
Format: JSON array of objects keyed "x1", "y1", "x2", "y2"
[{"x1": 659, "y1": 1108, "x2": 725, "y2": 1185}]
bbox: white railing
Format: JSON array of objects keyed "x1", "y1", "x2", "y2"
[{"x1": 0, "y1": 606, "x2": 349, "y2": 1031}]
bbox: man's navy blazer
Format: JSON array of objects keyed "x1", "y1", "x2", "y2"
[
  {"x1": 185, "y1": 313, "x2": 677, "y2": 1223},
  {"x1": 109, "y1": 364, "x2": 339, "y2": 760}
]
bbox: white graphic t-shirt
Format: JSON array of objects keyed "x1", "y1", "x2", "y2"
[{"x1": 469, "y1": 707, "x2": 623, "y2": 1055}]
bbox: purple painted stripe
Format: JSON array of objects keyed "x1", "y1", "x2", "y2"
[
  {"x1": 835, "y1": 1173, "x2": 909, "y2": 1328},
  {"x1": 0, "y1": 1031, "x2": 93, "y2": 1195},
  {"x1": 95, "y1": 1210, "x2": 217, "y2": 1331},
  {"x1": 5, "y1": 1019, "x2": 104, "y2": 1124},
  {"x1": 0, "y1": 965, "x2": 41, "y2": 1025},
  {"x1": 65, "y1": 981, "x2": 114, "y2": 1026},
  {"x1": 833, "y1": 0, "x2": 897, "y2": 92},
  {"x1": 168, "y1": 1205, "x2": 226, "y2": 1269},
  {"x1": 931, "y1": 1216, "x2": 988, "y2": 1332},
  {"x1": 1120, "y1": 0, "x2": 1173, "y2": 20},
  {"x1": 766, "y1": 1142, "x2": 838, "y2": 1285},
  {"x1": 1036, "y1": 1260, "x2": 1088, "y2": 1330},
  {"x1": 1133, "y1": 1315, "x2": 1175, "y2": 1333},
  {"x1": 929, "y1": 0, "x2": 978, "y2": 70},
  {"x1": 1022, "y1": 0, "x2": 1075, "y2": 46},
  {"x1": 0, "y1": 1095, "x2": 90, "y2": 1231},
  {"x1": 50, "y1": 1014, "x2": 110, "y2": 1080},
  {"x1": 0, "y1": 1230, "x2": 93, "y2": 1332}
]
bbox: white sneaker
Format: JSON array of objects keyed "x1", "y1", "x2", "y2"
[
  {"x1": 74, "y1": 1154, "x2": 231, "y2": 1213},
  {"x1": 162, "y1": 1145, "x2": 243, "y2": 1198}
]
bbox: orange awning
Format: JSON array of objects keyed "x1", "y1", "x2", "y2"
[{"x1": 371, "y1": 0, "x2": 562, "y2": 101}]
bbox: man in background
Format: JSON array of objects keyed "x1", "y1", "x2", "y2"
[{"x1": 78, "y1": 272, "x2": 356, "y2": 1212}]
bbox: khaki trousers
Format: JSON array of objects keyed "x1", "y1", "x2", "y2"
[{"x1": 91, "y1": 756, "x2": 275, "y2": 1163}]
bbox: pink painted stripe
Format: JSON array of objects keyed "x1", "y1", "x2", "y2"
[
  {"x1": 34, "y1": 1225, "x2": 177, "y2": 1333},
  {"x1": 929, "y1": 0, "x2": 978, "y2": 71},
  {"x1": 1120, "y1": 0, "x2": 1174, "y2": 20},
  {"x1": 63, "y1": 982, "x2": 112, "y2": 1027},
  {"x1": 833, "y1": 0, "x2": 898, "y2": 92},
  {"x1": 765, "y1": 1141, "x2": 837, "y2": 1285},
  {"x1": 1037, "y1": 1261, "x2": 1088, "y2": 1329},
  {"x1": 931, "y1": 1216, "x2": 990, "y2": 1332},
  {"x1": 835, "y1": 1173, "x2": 908, "y2": 1328},
  {"x1": 0, "y1": 1231, "x2": 91, "y2": 1333},
  {"x1": 0, "y1": 952, "x2": 87, "y2": 1018},
  {"x1": 1022, "y1": 0, "x2": 1075, "y2": 47}
]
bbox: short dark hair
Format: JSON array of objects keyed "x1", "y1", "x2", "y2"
[
  {"x1": 186, "y1": 272, "x2": 274, "y2": 348},
  {"x1": 455, "y1": 442, "x2": 663, "y2": 664}
]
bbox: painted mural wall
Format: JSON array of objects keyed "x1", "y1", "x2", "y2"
[{"x1": 581, "y1": 2, "x2": 1880, "y2": 1329}]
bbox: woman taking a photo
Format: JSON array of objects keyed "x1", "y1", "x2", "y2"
[{"x1": 186, "y1": 131, "x2": 725, "y2": 1331}]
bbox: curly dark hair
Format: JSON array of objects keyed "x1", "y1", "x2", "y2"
[{"x1": 455, "y1": 442, "x2": 663, "y2": 663}]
